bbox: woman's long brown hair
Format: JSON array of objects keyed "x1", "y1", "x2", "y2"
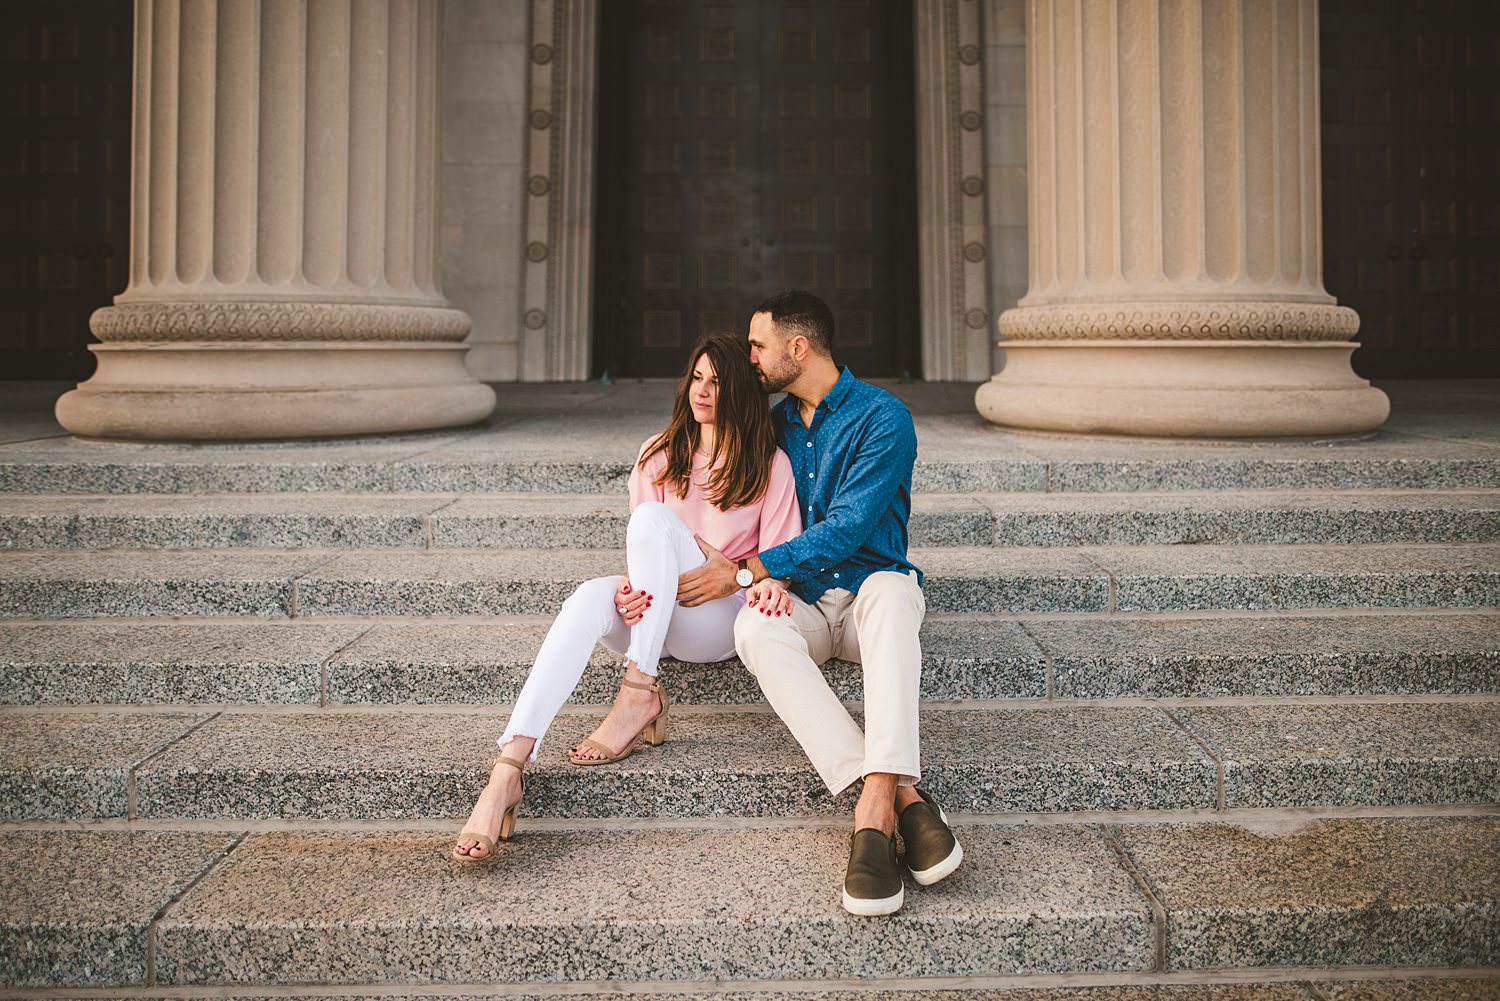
[{"x1": 639, "y1": 331, "x2": 777, "y2": 511}]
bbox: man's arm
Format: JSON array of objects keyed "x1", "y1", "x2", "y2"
[{"x1": 677, "y1": 542, "x2": 768, "y2": 607}]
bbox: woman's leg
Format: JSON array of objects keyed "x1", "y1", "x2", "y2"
[
  {"x1": 661, "y1": 591, "x2": 744, "y2": 664},
  {"x1": 498, "y1": 575, "x2": 629, "y2": 762},
  {"x1": 570, "y1": 501, "x2": 709, "y2": 761},
  {"x1": 621, "y1": 501, "x2": 713, "y2": 675},
  {"x1": 454, "y1": 575, "x2": 626, "y2": 859}
]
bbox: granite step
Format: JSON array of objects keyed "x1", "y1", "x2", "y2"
[
  {"x1": 3, "y1": 489, "x2": 1498, "y2": 549},
  {"x1": 0, "y1": 985, "x2": 1494, "y2": 1001},
  {"x1": 3, "y1": 817, "x2": 1496, "y2": 987},
  {"x1": 3, "y1": 440, "x2": 1499, "y2": 495},
  {"x1": 4, "y1": 702, "x2": 1497, "y2": 821},
  {"x1": 2, "y1": 613, "x2": 1497, "y2": 706},
  {"x1": 2, "y1": 544, "x2": 1497, "y2": 618}
]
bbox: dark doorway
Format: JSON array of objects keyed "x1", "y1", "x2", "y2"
[
  {"x1": 1321, "y1": 0, "x2": 1500, "y2": 377},
  {"x1": 0, "y1": 0, "x2": 133, "y2": 381},
  {"x1": 593, "y1": 0, "x2": 919, "y2": 379}
]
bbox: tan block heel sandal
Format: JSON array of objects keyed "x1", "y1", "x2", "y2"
[
  {"x1": 452, "y1": 754, "x2": 526, "y2": 863},
  {"x1": 567, "y1": 676, "x2": 670, "y2": 766}
]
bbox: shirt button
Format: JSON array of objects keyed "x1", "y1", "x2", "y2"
[
  {"x1": 805, "y1": 442, "x2": 812, "y2": 447},
  {"x1": 807, "y1": 471, "x2": 814, "y2": 478},
  {"x1": 833, "y1": 572, "x2": 840, "y2": 579}
]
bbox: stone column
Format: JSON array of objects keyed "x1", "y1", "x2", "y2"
[
  {"x1": 975, "y1": 0, "x2": 1388, "y2": 437},
  {"x1": 56, "y1": 0, "x2": 495, "y2": 440}
]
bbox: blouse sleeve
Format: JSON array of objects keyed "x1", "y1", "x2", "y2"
[
  {"x1": 757, "y1": 448, "x2": 803, "y2": 553},
  {"x1": 628, "y1": 438, "x2": 666, "y2": 512}
]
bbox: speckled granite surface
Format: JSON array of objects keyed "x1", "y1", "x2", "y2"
[
  {"x1": 292, "y1": 549, "x2": 616, "y2": 616},
  {"x1": 0, "y1": 829, "x2": 236, "y2": 986},
  {"x1": 0, "y1": 711, "x2": 207, "y2": 819},
  {"x1": 0, "y1": 621, "x2": 361, "y2": 704},
  {"x1": 6, "y1": 488, "x2": 1498, "y2": 551},
  {"x1": 5, "y1": 382, "x2": 1497, "y2": 497},
  {"x1": 0, "y1": 988, "x2": 1332, "y2": 1001},
  {"x1": 0, "y1": 432, "x2": 472, "y2": 494},
  {"x1": 981, "y1": 489, "x2": 1500, "y2": 546},
  {"x1": 1116, "y1": 817, "x2": 1500, "y2": 970},
  {"x1": 1174, "y1": 702, "x2": 1500, "y2": 808},
  {"x1": 6, "y1": 613, "x2": 1489, "y2": 707},
  {"x1": 1314, "y1": 979, "x2": 1500, "y2": 1000},
  {"x1": 0, "y1": 550, "x2": 323, "y2": 618},
  {"x1": 5, "y1": 984, "x2": 1494, "y2": 996},
  {"x1": 0, "y1": 493, "x2": 443, "y2": 549},
  {"x1": 293, "y1": 546, "x2": 1118, "y2": 617},
  {"x1": 1030, "y1": 613, "x2": 1500, "y2": 698},
  {"x1": 917, "y1": 547, "x2": 1114, "y2": 613},
  {"x1": 324, "y1": 617, "x2": 1045, "y2": 704},
  {"x1": 1092, "y1": 542, "x2": 1500, "y2": 611},
  {"x1": 28, "y1": 985, "x2": 1500, "y2": 1001},
  {"x1": 128, "y1": 706, "x2": 1213, "y2": 821},
  {"x1": 6, "y1": 544, "x2": 1496, "y2": 618},
  {"x1": 153, "y1": 825, "x2": 1151, "y2": 984}
]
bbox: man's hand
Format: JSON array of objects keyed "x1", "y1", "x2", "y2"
[{"x1": 677, "y1": 535, "x2": 739, "y2": 606}]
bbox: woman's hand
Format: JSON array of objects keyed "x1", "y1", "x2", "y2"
[
  {"x1": 615, "y1": 579, "x2": 651, "y2": 627},
  {"x1": 746, "y1": 578, "x2": 793, "y2": 617}
]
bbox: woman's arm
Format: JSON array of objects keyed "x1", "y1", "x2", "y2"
[{"x1": 627, "y1": 437, "x2": 667, "y2": 511}]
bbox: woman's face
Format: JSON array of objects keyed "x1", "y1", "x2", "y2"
[{"x1": 688, "y1": 352, "x2": 719, "y2": 427}]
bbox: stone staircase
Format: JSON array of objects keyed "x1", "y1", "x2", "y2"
[{"x1": 1, "y1": 380, "x2": 1498, "y2": 999}]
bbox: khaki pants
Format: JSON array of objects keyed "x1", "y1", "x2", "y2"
[{"x1": 733, "y1": 570, "x2": 925, "y2": 795}]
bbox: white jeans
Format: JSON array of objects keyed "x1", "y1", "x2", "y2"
[
  {"x1": 734, "y1": 570, "x2": 925, "y2": 795},
  {"x1": 500, "y1": 501, "x2": 744, "y2": 760}
]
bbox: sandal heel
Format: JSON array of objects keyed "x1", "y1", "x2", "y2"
[
  {"x1": 568, "y1": 675, "x2": 670, "y2": 765},
  {"x1": 644, "y1": 693, "x2": 670, "y2": 746}
]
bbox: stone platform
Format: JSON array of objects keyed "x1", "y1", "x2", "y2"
[{"x1": 0, "y1": 379, "x2": 1497, "y2": 998}]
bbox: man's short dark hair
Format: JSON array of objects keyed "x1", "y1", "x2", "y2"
[{"x1": 753, "y1": 289, "x2": 834, "y2": 358}]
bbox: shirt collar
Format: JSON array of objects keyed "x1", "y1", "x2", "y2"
[
  {"x1": 779, "y1": 368, "x2": 856, "y2": 427},
  {"x1": 821, "y1": 368, "x2": 856, "y2": 413}
]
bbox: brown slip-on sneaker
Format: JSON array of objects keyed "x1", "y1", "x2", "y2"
[
  {"x1": 842, "y1": 827, "x2": 905, "y2": 916},
  {"x1": 898, "y1": 787, "x2": 964, "y2": 886}
]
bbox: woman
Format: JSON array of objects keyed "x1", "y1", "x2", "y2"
[{"x1": 454, "y1": 332, "x2": 801, "y2": 861}]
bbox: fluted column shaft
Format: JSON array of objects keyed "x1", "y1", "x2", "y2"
[
  {"x1": 976, "y1": 0, "x2": 1388, "y2": 437},
  {"x1": 58, "y1": 0, "x2": 494, "y2": 441}
]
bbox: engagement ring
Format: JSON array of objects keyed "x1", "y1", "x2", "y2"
[{"x1": 618, "y1": 606, "x2": 627, "y2": 614}]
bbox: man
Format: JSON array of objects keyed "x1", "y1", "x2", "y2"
[{"x1": 677, "y1": 289, "x2": 962, "y2": 916}]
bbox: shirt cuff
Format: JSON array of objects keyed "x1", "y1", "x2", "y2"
[{"x1": 759, "y1": 544, "x2": 798, "y2": 581}]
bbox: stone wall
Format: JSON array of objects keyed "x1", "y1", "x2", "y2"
[
  {"x1": 440, "y1": 0, "x2": 529, "y2": 381},
  {"x1": 982, "y1": 0, "x2": 1027, "y2": 375},
  {"x1": 440, "y1": 0, "x2": 1030, "y2": 384}
]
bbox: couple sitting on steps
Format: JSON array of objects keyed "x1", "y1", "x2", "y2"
[{"x1": 452, "y1": 289, "x2": 963, "y2": 916}]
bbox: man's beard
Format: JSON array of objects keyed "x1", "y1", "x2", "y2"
[{"x1": 756, "y1": 356, "x2": 800, "y2": 394}]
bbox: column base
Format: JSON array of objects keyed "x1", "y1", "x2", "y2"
[
  {"x1": 55, "y1": 341, "x2": 497, "y2": 441},
  {"x1": 975, "y1": 340, "x2": 1390, "y2": 437}
]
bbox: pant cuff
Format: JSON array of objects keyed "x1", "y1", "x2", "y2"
[
  {"x1": 826, "y1": 764, "x2": 867, "y2": 798},
  {"x1": 862, "y1": 763, "x2": 922, "y2": 786}
]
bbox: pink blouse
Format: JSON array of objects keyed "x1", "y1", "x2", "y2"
[{"x1": 628, "y1": 440, "x2": 802, "y2": 562}]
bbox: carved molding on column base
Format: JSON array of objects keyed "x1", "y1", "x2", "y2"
[
  {"x1": 998, "y1": 302, "x2": 1360, "y2": 342},
  {"x1": 56, "y1": 342, "x2": 496, "y2": 441},
  {"x1": 91, "y1": 302, "x2": 473, "y2": 343},
  {"x1": 975, "y1": 340, "x2": 1390, "y2": 438}
]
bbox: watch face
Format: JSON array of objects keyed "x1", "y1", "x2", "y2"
[{"x1": 736, "y1": 568, "x2": 754, "y2": 587}]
